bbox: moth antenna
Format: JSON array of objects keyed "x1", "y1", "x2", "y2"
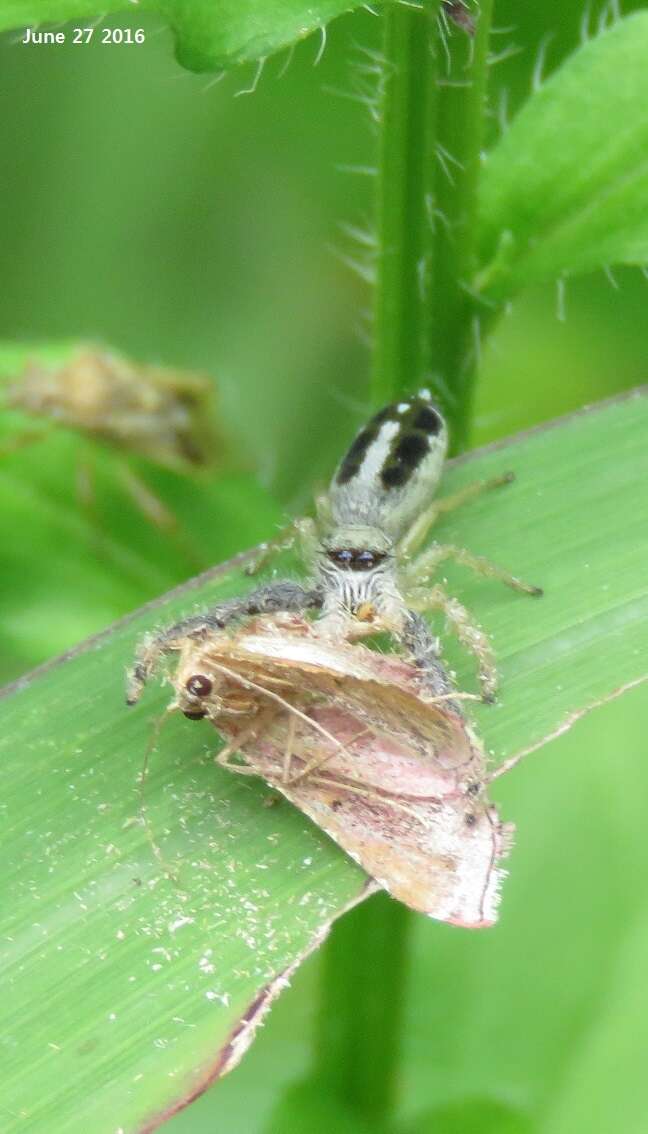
[{"x1": 201, "y1": 659, "x2": 358, "y2": 784}]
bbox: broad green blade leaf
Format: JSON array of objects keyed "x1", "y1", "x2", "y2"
[
  {"x1": 0, "y1": 340, "x2": 284, "y2": 682},
  {"x1": 1, "y1": 392, "x2": 646, "y2": 1132},
  {"x1": 0, "y1": 1, "x2": 361, "y2": 70},
  {"x1": 478, "y1": 14, "x2": 648, "y2": 299}
]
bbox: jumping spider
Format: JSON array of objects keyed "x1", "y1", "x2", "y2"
[{"x1": 128, "y1": 390, "x2": 542, "y2": 707}]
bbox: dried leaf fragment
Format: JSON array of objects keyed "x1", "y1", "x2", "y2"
[{"x1": 6, "y1": 347, "x2": 222, "y2": 469}]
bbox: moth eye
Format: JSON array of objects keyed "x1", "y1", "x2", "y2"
[{"x1": 186, "y1": 673, "x2": 213, "y2": 697}]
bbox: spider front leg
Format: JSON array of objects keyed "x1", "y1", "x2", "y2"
[
  {"x1": 126, "y1": 580, "x2": 323, "y2": 705},
  {"x1": 245, "y1": 508, "x2": 323, "y2": 577},
  {"x1": 407, "y1": 584, "x2": 498, "y2": 703},
  {"x1": 244, "y1": 521, "x2": 300, "y2": 576},
  {"x1": 398, "y1": 609, "x2": 466, "y2": 713}
]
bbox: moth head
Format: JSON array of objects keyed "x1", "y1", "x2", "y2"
[{"x1": 176, "y1": 663, "x2": 259, "y2": 721}]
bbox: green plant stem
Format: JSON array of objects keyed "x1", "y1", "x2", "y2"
[
  {"x1": 315, "y1": 893, "x2": 411, "y2": 1125},
  {"x1": 427, "y1": 0, "x2": 494, "y2": 450},
  {"x1": 371, "y1": 0, "x2": 494, "y2": 451},
  {"x1": 314, "y1": 4, "x2": 495, "y2": 1127},
  {"x1": 371, "y1": 1, "x2": 441, "y2": 407}
]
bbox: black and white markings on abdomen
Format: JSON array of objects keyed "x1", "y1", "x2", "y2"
[{"x1": 336, "y1": 391, "x2": 445, "y2": 491}]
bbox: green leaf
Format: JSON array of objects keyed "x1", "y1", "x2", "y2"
[
  {"x1": 0, "y1": 0, "x2": 361, "y2": 71},
  {"x1": 478, "y1": 14, "x2": 648, "y2": 298},
  {"x1": 1, "y1": 392, "x2": 646, "y2": 1131}
]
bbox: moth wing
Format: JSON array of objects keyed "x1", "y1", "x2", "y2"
[
  {"x1": 226, "y1": 703, "x2": 510, "y2": 928},
  {"x1": 291, "y1": 784, "x2": 510, "y2": 928},
  {"x1": 175, "y1": 617, "x2": 510, "y2": 926},
  {"x1": 225, "y1": 625, "x2": 487, "y2": 788},
  {"x1": 254, "y1": 747, "x2": 509, "y2": 927}
]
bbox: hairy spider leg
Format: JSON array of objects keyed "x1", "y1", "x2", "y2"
[
  {"x1": 407, "y1": 585, "x2": 499, "y2": 702},
  {"x1": 245, "y1": 507, "x2": 324, "y2": 577},
  {"x1": 126, "y1": 581, "x2": 323, "y2": 704},
  {"x1": 397, "y1": 471, "x2": 516, "y2": 561},
  {"x1": 398, "y1": 609, "x2": 465, "y2": 711},
  {"x1": 404, "y1": 541, "x2": 543, "y2": 597},
  {"x1": 244, "y1": 521, "x2": 300, "y2": 576}
]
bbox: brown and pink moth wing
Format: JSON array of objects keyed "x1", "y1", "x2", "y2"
[
  {"x1": 175, "y1": 616, "x2": 487, "y2": 797},
  {"x1": 221, "y1": 704, "x2": 511, "y2": 928},
  {"x1": 171, "y1": 617, "x2": 511, "y2": 927}
]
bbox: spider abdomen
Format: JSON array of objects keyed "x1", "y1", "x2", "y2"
[{"x1": 329, "y1": 390, "x2": 448, "y2": 539}]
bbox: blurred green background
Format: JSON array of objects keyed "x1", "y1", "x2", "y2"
[{"x1": 1, "y1": 2, "x2": 646, "y2": 1131}]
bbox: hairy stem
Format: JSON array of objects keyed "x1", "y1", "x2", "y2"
[
  {"x1": 371, "y1": 1, "x2": 441, "y2": 408},
  {"x1": 426, "y1": 0, "x2": 494, "y2": 451},
  {"x1": 371, "y1": 1, "x2": 494, "y2": 452}
]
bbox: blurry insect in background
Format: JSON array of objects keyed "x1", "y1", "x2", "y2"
[
  {"x1": 130, "y1": 389, "x2": 542, "y2": 708},
  {"x1": 441, "y1": 1, "x2": 476, "y2": 36},
  {"x1": 129, "y1": 612, "x2": 513, "y2": 927},
  {"x1": 1, "y1": 346, "x2": 227, "y2": 559}
]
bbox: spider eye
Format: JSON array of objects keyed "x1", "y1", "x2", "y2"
[
  {"x1": 326, "y1": 548, "x2": 386, "y2": 570},
  {"x1": 328, "y1": 549, "x2": 354, "y2": 567},
  {"x1": 183, "y1": 709, "x2": 207, "y2": 720},
  {"x1": 186, "y1": 674, "x2": 213, "y2": 697}
]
